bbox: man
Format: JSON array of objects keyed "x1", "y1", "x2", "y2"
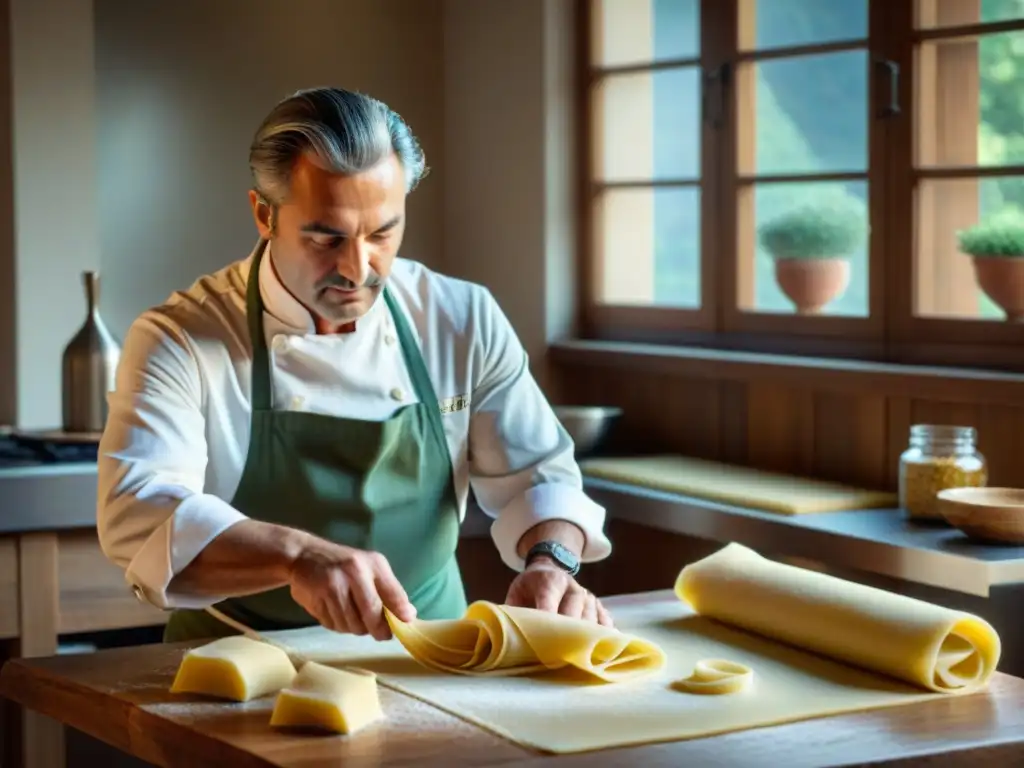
[{"x1": 96, "y1": 86, "x2": 613, "y2": 643}]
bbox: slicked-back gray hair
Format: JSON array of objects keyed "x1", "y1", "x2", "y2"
[{"x1": 249, "y1": 86, "x2": 428, "y2": 205}]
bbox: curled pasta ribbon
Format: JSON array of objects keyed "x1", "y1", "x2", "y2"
[{"x1": 671, "y1": 659, "x2": 753, "y2": 695}]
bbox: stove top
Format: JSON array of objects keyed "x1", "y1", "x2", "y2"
[{"x1": 0, "y1": 432, "x2": 99, "y2": 467}]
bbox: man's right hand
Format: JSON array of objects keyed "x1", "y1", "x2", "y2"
[{"x1": 287, "y1": 539, "x2": 416, "y2": 641}]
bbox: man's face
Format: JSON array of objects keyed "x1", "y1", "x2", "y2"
[{"x1": 249, "y1": 152, "x2": 407, "y2": 330}]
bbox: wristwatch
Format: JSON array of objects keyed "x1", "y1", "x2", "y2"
[{"x1": 525, "y1": 540, "x2": 580, "y2": 576}]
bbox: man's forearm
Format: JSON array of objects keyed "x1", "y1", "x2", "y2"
[
  {"x1": 168, "y1": 519, "x2": 312, "y2": 598},
  {"x1": 516, "y1": 519, "x2": 586, "y2": 561}
]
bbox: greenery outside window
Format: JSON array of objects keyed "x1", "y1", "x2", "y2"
[{"x1": 580, "y1": 0, "x2": 1024, "y2": 370}]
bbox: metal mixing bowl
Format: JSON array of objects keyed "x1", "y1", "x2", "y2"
[{"x1": 552, "y1": 405, "x2": 623, "y2": 456}]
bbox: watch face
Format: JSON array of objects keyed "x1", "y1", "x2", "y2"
[{"x1": 530, "y1": 541, "x2": 579, "y2": 574}]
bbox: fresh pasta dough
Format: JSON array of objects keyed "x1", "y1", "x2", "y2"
[
  {"x1": 270, "y1": 662, "x2": 384, "y2": 734},
  {"x1": 384, "y1": 600, "x2": 666, "y2": 682},
  {"x1": 672, "y1": 659, "x2": 753, "y2": 695},
  {"x1": 170, "y1": 635, "x2": 297, "y2": 702},
  {"x1": 675, "y1": 542, "x2": 1001, "y2": 693},
  {"x1": 251, "y1": 543, "x2": 1003, "y2": 754}
]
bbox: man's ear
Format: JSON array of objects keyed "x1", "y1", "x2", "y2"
[{"x1": 248, "y1": 189, "x2": 274, "y2": 238}]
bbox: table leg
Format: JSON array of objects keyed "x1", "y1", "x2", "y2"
[{"x1": 16, "y1": 532, "x2": 65, "y2": 768}]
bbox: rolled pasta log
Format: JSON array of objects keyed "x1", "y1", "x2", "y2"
[{"x1": 675, "y1": 543, "x2": 1000, "y2": 693}]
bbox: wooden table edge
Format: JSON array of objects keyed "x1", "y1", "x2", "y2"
[{"x1": 1, "y1": 589, "x2": 1023, "y2": 768}]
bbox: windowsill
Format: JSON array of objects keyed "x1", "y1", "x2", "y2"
[{"x1": 548, "y1": 338, "x2": 1024, "y2": 406}]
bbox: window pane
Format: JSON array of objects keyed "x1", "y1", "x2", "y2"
[
  {"x1": 917, "y1": 0, "x2": 1024, "y2": 29},
  {"x1": 592, "y1": 0, "x2": 699, "y2": 67},
  {"x1": 741, "y1": 0, "x2": 867, "y2": 51},
  {"x1": 593, "y1": 67, "x2": 701, "y2": 182},
  {"x1": 916, "y1": 30, "x2": 1024, "y2": 168},
  {"x1": 914, "y1": 176, "x2": 1024, "y2": 320},
  {"x1": 751, "y1": 51, "x2": 868, "y2": 176},
  {"x1": 595, "y1": 187, "x2": 700, "y2": 307},
  {"x1": 745, "y1": 181, "x2": 869, "y2": 316}
]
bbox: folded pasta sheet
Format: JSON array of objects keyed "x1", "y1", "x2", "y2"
[
  {"x1": 385, "y1": 600, "x2": 665, "y2": 683},
  {"x1": 675, "y1": 543, "x2": 1001, "y2": 693}
]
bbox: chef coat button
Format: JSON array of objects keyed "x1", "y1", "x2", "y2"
[
  {"x1": 390, "y1": 387, "x2": 405, "y2": 402},
  {"x1": 290, "y1": 396, "x2": 304, "y2": 410},
  {"x1": 384, "y1": 334, "x2": 396, "y2": 346}
]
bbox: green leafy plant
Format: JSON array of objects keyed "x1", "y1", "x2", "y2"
[
  {"x1": 957, "y1": 218, "x2": 1024, "y2": 258},
  {"x1": 758, "y1": 204, "x2": 866, "y2": 260}
]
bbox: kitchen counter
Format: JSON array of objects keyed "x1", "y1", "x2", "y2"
[
  {"x1": 589, "y1": 477, "x2": 1024, "y2": 598},
  {"x1": 0, "y1": 463, "x2": 100, "y2": 534},
  {"x1": 0, "y1": 462, "x2": 497, "y2": 538},
  {"x1": 2, "y1": 589, "x2": 1023, "y2": 768}
]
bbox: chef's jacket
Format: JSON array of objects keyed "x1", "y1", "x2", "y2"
[{"x1": 96, "y1": 245, "x2": 611, "y2": 610}]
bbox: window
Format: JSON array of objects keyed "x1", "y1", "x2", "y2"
[{"x1": 580, "y1": 0, "x2": 1024, "y2": 368}]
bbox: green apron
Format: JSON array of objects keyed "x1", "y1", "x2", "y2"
[{"x1": 163, "y1": 241, "x2": 468, "y2": 642}]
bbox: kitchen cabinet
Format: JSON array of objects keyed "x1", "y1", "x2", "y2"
[{"x1": 0, "y1": 528, "x2": 167, "y2": 768}]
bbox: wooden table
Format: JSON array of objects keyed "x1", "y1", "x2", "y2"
[{"x1": 1, "y1": 590, "x2": 1023, "y2": 768}]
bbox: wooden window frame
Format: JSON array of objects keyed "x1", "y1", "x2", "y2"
[
  {"x1": 577, "y1": 0, "x2": 1024, "y2": 372},
  {"x1": 887, "y1": 0, "x2": 1024, "y2": 369},
  {"x1": 581, "y1": 0, "x2": 723, "y2": 341}
]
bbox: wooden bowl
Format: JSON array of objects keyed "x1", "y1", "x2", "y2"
[{"x1": 937, "y1": 487, "x2": 1024, "y2": 544}]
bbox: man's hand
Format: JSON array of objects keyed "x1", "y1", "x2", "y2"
[
  {"x1": 288, "y1": 539, "x2": 416, "y2": 641},
  {"x1": 505, "y1": 558, "x2": 613, "y2": 627}
]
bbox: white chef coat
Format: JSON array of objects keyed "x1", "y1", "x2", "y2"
[{"x1": 96, "y1": 241, "x2": 611, "y2": 610}]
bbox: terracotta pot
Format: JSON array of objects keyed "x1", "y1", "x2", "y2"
[
  {"x1": 971, "y1": 256, "x2": 1024, "y2": 322},
  {"x1": 773, "y1": 257, "x2": 851, "y2": 315}
]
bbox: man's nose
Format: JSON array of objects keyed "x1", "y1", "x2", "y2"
[{"x1": 335, "y1": 240, "x2": 371, "y2": 287}]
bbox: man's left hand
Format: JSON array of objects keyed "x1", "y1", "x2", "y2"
[{"x1": 505, "y1": 559, "x2": 613, "y2": 627}]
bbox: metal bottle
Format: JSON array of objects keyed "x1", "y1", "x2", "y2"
[{"x1": 61, "y1": 271, "x2": 121, "y2": 433}]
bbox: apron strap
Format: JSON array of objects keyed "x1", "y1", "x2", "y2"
[
  {"x1": 383, "y1": 287, "x2": 450, "y2": 453},
  {"x1": 246, "y1": 240, "x2": 273, "y2": 412}
]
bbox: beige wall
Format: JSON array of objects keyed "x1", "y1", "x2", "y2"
[
  {"x1": 2, "y1": 0, "x2": 99, "y2": 428},
  {"x1": 0, "y1": 0, "x2": 574, "y2": 428},
  {"x1": 94, "y1": 0, "x2": 446, "y2": 341},
  {"x1": 442, "y1": 0, "x2": 578, "y2": 386}
]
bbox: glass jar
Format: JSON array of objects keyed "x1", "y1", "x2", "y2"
[{"x1": 898, "y1": 424, "x2": 987, "y2": 521}]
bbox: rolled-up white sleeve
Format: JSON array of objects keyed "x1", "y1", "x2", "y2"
[
  {"x1": 96, "y1": 312, "x2": 247, "y2": 610},
  {"x1": 467, "y1": 290, "x2": 612, "y2": 572}
]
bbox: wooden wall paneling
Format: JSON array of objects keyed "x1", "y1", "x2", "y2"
[
  {"x1": 717, "y1": 380, "x2": 749, "y2": 465},
  {"x1": 745, "y1": 381, "x2": 815, "y2": 476},
  {"x1": 970, "y1": 404, "x2": 1024, "y2": 487},
  {"x1": 886, "y1": 397, "x2": 912, "y2": 490},
  {"x1": 0, "y1": 538, "x2": 18, "y2": 639},
  {"x1": 909, "y1": 399, "x2": 981, "y2": 430},
  {"x1": 812, "y1": 393, "x2": 888, "y2": 489},
  {"x1": 658, "y1": 377, "x2": 721, "y2": 459},
  {"x1": 585, "y1": 520, "x2": 720, "y2": 597}
]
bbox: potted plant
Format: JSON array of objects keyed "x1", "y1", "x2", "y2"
[
  {"x1": 758, "y1": 203, "x2": 866, "y2": 314},
  {"x1": 957, "y1": 217, "x2": 1024, "y2": 322}
]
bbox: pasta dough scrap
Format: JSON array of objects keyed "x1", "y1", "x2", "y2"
[
  {"x1": 672, "y1": 659, "x2": 753, "y2": 695},
  {"x1": 170, "y1": 635, "x2": 297, "y2": 702},
  {"x1": 384, "y1": 600, "x2": 666, "y2": 682},
  {"x1": 270, "y1": 662, "x2": 384, "y2": 734},
  {"x1": 675, "y1": 543, "x2": 1001, "y2": 693}
]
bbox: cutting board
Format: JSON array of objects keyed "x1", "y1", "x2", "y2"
[{"x1": 580, "y1": 454, "x2": 896, "y2": 515}]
